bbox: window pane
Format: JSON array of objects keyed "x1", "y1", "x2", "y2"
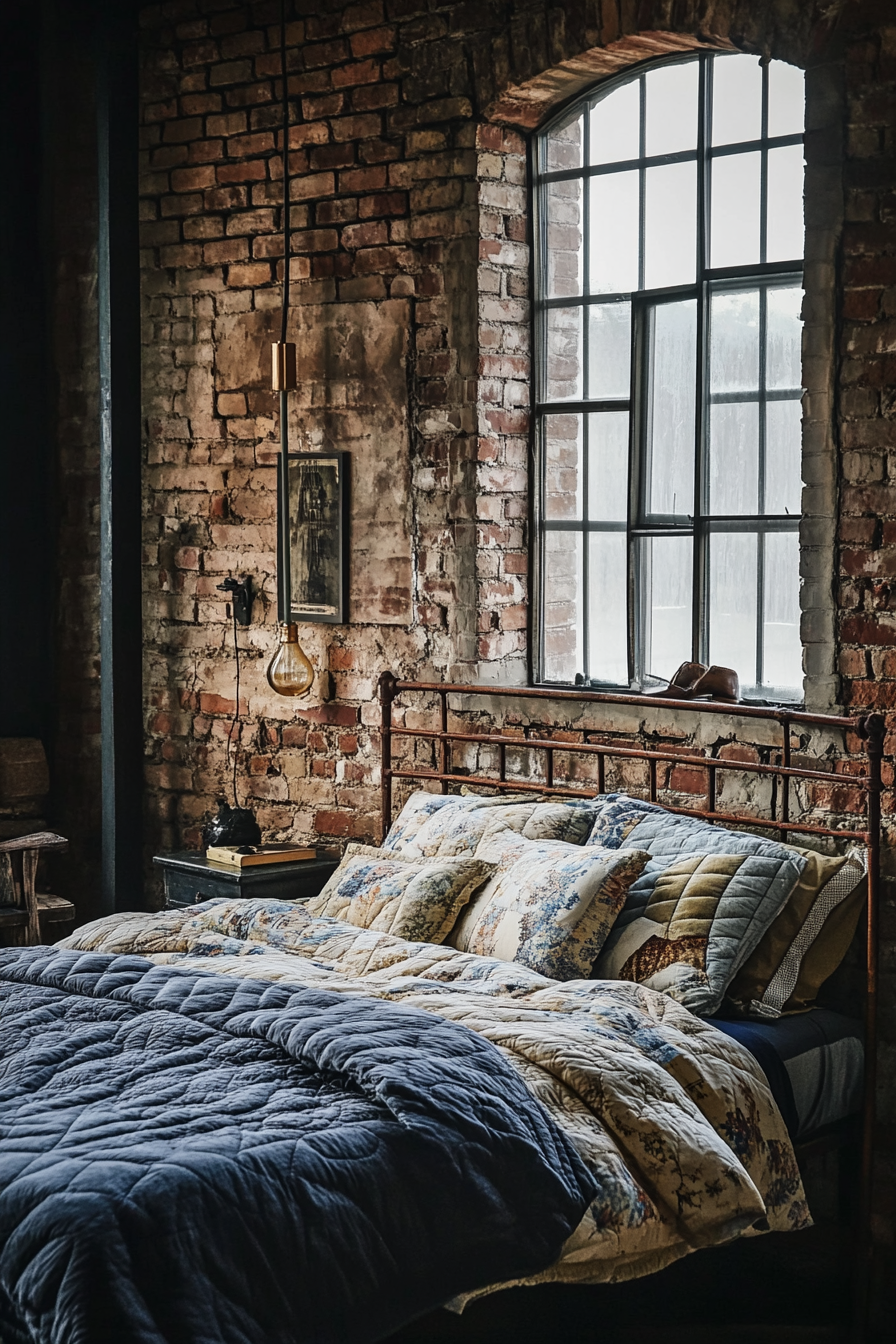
[
  {"x1": 766, "y1": 144, "x2": 804, "y2": 263},
  {"x1": 765, "y1": 399, "x2": 802, "y2": 516},
  {"x1": 545, "y1": 306, "x2": 583, "y2": 401},
  {"x1": 645, "y1": 299, "x2": 696, "y2": 517},
  {"x1": 544, "y1": 413, "x2": 583, "y2": 520},
  {"x1": 640, "y1": 535, "x2": 693, "y2": 680},
  {"x1": 763, "y1": 531, "x2": 802, "y2": 691},
  {"x1": 709, "y1": 532, "x2": 758, "y2": 682},
  {"x1": 644, "y1": 161, "x2": 696, "y2": 289},
  {"x1": 546, "y1": 178, "x2": 583, "y2": 299},
  {"x1": 711, "y1": 151, "x2": 761, "y2": 268},
  {"x1": 709, "y1": 402, "x2": 759, "y2": 515},
  {"x1": 588, "y1": 411, "x2": 628, "y2": 522},
  {"x1": 711, "y1": 54, "x2": 762, "y2": 145},
  {"x1": 590, "y1": 171, "x2": 639, "y2": 294},
  {"x1": 766, "y1": 285, "x2": 802, "y2": 390},
  {"x1": 710, "y1": 289, "x2": 760, "y2": 394},
  {"x1": 589, "y1": 78, "x2": 640, "y2": 166},
  {"x1": 645, "y1": 60, "x2": 698, "y2": 157},
  {"x1": 588, "y1": 533, "x2": 628, "y2": 684},
  {"x1": 768, "y1": 61, "x2": 804, "y2": 139},
  {"x1": 588, "y1": 301, "x2": 631, "y2": 399},
  {"x1": 543, "y1": 531, "x2": 583, "y2": 682},
  {"x1": 544, "y1": 108, "x2": 583, "y2": 172}
]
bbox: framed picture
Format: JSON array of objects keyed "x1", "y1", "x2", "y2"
[{"x1": 280, "y1": 451, "x2": 348, "y2": 624}]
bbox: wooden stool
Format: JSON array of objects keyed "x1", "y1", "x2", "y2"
[{"x1": 0, "y1": 832, "x2": 73, "y2": 947}]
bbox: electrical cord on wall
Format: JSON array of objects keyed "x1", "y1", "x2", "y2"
[
  {"x1": 229, "y1": 607, "x2": 241, "y2": 809},
  {"x1": 280, "y1": 0, "x2": 290, "y2": 347}
]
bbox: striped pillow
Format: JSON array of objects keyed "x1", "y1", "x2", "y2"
[{"x1": 725, "y1": 847, "x2": 867, "y2": 1019}]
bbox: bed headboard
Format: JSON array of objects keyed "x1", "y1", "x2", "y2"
[{"x1": 377, "y1": 672, "x2": 886, "y2": 1325}]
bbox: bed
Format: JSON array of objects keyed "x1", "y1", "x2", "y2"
[{"x1": 0, "y1": 677, "x2": 884, "y2": 1343}]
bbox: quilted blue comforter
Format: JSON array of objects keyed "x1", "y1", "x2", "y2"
[{"x1": 0, "y1": 947, "x2": 597, "y2": 1344}]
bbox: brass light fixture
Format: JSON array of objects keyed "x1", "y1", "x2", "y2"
[{"x1": 266, "y1": 1, "x2": 313, "y2": 698}]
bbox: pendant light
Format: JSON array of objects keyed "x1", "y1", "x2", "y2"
[{"x1": 266, "y1": 0, "x2": 314, "y2": 698}]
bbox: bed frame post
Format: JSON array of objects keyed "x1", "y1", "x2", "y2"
[
  {"x1": 854, "y1": 711, "x2": 885, "y2": 1343},
  {"x1": 379, "y1": 671, "x2": 397, "y2": 843}
]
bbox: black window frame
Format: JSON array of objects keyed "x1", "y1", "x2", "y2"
[{"x1": 532, "y1": 50, "x2": 805, "y2": 701}]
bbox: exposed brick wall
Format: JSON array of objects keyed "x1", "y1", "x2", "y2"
[
  {"x1": 69, "y1": 0, "x2": 889, "y2": 1309},
  {"x1": 46, "y1": 4, "x2": 103, "y2": 916}
]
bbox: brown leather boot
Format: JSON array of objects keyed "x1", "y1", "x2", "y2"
[
  {"x1": 679, "y1": 664, "x2": 740, "y2": 703},
  {"x1": 645, "y1": 661, "x2": 707, "y2": 697}
]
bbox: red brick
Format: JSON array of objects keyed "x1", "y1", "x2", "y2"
[
  {"x1": 188, "y1": 140, "x2": 225, "y2": 164},
  {"x1": 289, "y1": 172, "x2": 336, "y2": 200},
  {"x1": 160, "y1": 243, "x2": 203, "y2": 267},
  {"x1": 841, "y1": 615, "x2": 896, "y2": 645},
  {"x1": 181, "y1": 92, "x2": 222, "y2": 116},
  {"x1": 314, "y1": 810, "x2": 352, "y2": 836},
  {"x1": 199, "y1": 692, "x2": 247, "y2": 716},
  {"x1": 207, "y1": 111, "x2": 247, "y2": 137},
  {"x1": 145, "y1": 99, "x2": 178, "y2": 123},
  {"x1": 163, "y1": 117, "x2": 204, "y2": 144},
  {"x1": 216, "y1": 160, "x2": 267, "y2": 184},
  {"x1": 290, "y1": 228, "x2": 339, "y2": 253},
  {"x1": 342, "y1": 219, "x2": 388, "y2": 249},
  {"x1": 332, "y1": 59, "x2": 380, "y2": 89},
  {"x1": 170, "y1": 165, "x2": 217, "y2": 192},
  {"x1": 304, "y1": 38, "x2": 351, "y2": 69},
  {"x1": 209, "y1": 60, "x2": 254, "y2": 87},
  {"x1": 182, "y1": 41, "x2": 219, "y2": 68},
  {"x1": 228, "y1": 131, "x2": 275, "y2": 157},
  {"x1": 349, "y1": 25, "x2": 395, "y2": 58},
  {"x1": 204, "y1": 184, "x2": 249, "y2": 210},
  {"x1": 339, "y1": 164, "x2": 387, "y2": 192},
  {"x1": 351, "y1": 83, "x2": 399, "y2": 112},
  {"x1": 358, "y1": 190, "x2": 407, "y2": 218},
  {"x1": 310, "y1": 143, "x2": 356, "y2": 170},
  {"x1": 297, "y1": 704, "x2": 360, "y2": 726},
  {"x1": 227, "y1": 261, "x2": 271, "y2": 286},
  {"x1": 331, "y1": 113, "x2": 382, "y2": 142},
  {"x1": 203, "y1": 238, "x2": 248, "y2": 264}
]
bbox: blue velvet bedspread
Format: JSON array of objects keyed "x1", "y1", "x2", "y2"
[{"x1": 0, "y1": 947, "x2": 597, "y2": 1344}]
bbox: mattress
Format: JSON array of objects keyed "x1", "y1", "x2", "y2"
[{"x1": 707, "y1": 1009, "x2": 864, "y2": 1140}]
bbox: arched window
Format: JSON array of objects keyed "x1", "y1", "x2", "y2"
[{"x1": 533, "y1": 53, "x2": 805, "y2": 700}]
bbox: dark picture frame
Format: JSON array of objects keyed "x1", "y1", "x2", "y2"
[{"x1": 279, "y1": 451, "x2": 348, "y2": 625}]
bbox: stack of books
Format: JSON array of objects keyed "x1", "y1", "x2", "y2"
[{"x1": 206, "y1": 843, "x2": 317, "y2": 870}]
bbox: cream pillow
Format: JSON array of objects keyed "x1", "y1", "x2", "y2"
[
  {"x1": 450, "y1": 831, "x2": 648, "y2": 981},
  {"x1": 305, "y1": 843, "x2": 493, "y2": 943},
  {"x1": 381, "y1": 790, "x2": 539, "y2": 855},
  {"x1": 395, "y1": 797, "x2": 599, "y2": 859}
]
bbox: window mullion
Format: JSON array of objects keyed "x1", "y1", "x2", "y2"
[{"x1": 694, "y1": 53, "x2": 710, "y2": 667}]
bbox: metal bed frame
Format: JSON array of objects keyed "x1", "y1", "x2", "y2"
[{"x1": 378, "y1": 672, "x2": 886, "y2": 1342}]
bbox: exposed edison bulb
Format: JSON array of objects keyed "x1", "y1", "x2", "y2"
[{"x1": 267, "y1": 623, "x2": 314, "y2": 696}]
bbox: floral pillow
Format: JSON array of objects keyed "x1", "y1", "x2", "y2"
[
  {"x1": 304, "y1": 843, "x2": 493, "y2": 943},
  {"x1": 384, "y1": 789, "x2": 601, "y2": 860},
  {"x1": 449, "y1": 831, "x2": 649, "y2": 981},
  {"x1": 381, "y1": 790, "x2": 538, "y2": 855}
]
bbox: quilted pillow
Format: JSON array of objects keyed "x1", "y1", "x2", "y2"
[
  {"x1": 588, "y1": 797, "x2": 807, "y2": 1014},
  {"x1": 385, "y1": 789, "x2": 599, "y2": 859},
  {"x1": 381, "y1": 790, "x2": 539, "y2": 854},
  {"x1": 725, "y1": 846, "x2": 867, "y2": 1019},
  {"x1": 449, "y1": 831, "x2": 649, "y2": 980},
  {"x1": 305, "y1": 843, "x2": 493, "y2": 943}
]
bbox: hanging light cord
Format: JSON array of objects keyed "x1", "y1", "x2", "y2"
[
  {"x1": 280, "y1": 0, "x2": 290, "y2": 344},
  {"x1": 229, "y1": 608, "x2": 241, "y2": 809}
]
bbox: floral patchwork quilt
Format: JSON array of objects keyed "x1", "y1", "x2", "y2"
[{"x1": 59, "y1": 896, "x2": 812, "y2": 1301}]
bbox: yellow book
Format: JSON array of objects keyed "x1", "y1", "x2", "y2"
[{"x1": 206, "y1": 844, "x2": 317, "y2": 869}]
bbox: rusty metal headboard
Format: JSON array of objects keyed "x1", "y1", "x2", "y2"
[{"x1": 377, "y1": 672, "x2": 885, "y2": 1334}]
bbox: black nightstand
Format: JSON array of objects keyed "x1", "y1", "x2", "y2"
[{"x1": 153, "y1": 851, "x2": 340, "y2": 910}]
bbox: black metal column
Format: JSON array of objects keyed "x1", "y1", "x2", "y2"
[{"x1": 96, "y1": 0, "x2": 143, "y2": 913}]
